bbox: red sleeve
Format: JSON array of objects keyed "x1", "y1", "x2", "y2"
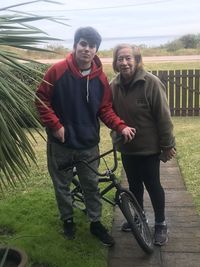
[
  {"x1": 35, "y1": 62, "x2": 65, "y2": 131},
  {"x1": 98, "y1": 74, "x2": 127, "y2": 133}
]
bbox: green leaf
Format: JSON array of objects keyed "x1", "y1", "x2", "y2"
[{"x1": 0, "y1": 0, "x2": 67, "y2": 192}]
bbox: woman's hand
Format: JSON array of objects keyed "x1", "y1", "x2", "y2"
[
  {"x1": 159, "y1": 148, "x2": 176, "y2": 162},
  {"x1": 121, "y1": 127, "x2": 136, "y2": 143}
]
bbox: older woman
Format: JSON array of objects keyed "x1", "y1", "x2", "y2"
[{"x1": 110, "y1": 44, "x2": 176, "y2": 246}]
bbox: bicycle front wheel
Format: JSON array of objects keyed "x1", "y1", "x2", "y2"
[{"x1": 118, "y1": 190, "x2": 154, "y2": 254}]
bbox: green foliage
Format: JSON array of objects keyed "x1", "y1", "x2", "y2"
[
  {"x1": 6, "y1": 34, "x2": 200, "y2": 61},
  {"x1": 97, "y1": 49, "x2": 113, "y2": 58},
  {"x1": 165, "y1": 39, "x2": 183, "y2": 52},
  {"x1": 0, "y1": 119, "x2": 199, "y2": 266},
  {"x1": 162, "y1": 33, "x2": 200, "y2": 51},
  {"x1": 173, "y1": 117, "x2": 200, "y2": 213},
  {"x1": 8, "y1": 63, "x2": 49, "y2": 127},
  {"x1": 0, "y1": 1, "x2": 68, "y2": 192},
  {"x1": 103, "y1": 65, "x2": 115, "y2": 81},
  {"x1": 0, "y1": 190, "x2": 109, "y2": 267},
  {"x1": 144, "y1": 61, "x2": 200, "y2": 71},
  {"x1": 10, "y1": 63, "x2": 48, "y2": 87},
  {"x1": 0, "y1": 127, "x2": 116, "y2": 267},
  {"x1": 179, "y1": 34, "x2": 200, "y2": 49}
]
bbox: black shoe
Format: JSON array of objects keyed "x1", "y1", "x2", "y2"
[
  {"x1": 121, "y1": 214, "x2": 147, "y2": 232},
  {"x1": 63, "y1": 218, "x2": 76, "y2": 240},
  {"x1": 121, "y1": 221, "x2": 132, "y2": 232},
  {"x1": 90, "y1": 221, "x2": 115, "y2": 247},
  {"x1": 154, "y1": 224, "x2": 168, "y2": 246}
]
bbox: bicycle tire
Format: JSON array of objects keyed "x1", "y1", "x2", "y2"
[{"x1": 118, "y1": 190, "x2": 154, "y2": 254}]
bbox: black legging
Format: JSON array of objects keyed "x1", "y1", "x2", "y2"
[{"x1": 121, "y1": 153, "x2": 165, "y2": 223}]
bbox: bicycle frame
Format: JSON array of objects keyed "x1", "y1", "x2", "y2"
[
  {"x1": 70, "y1": 146, "x2": 125, "y2": 206},
  {"x1": 59, "y1": 141, "x2": 154, "y2": 253}
]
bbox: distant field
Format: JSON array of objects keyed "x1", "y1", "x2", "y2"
[
  {"x1": 38, "y1": 55, "x2": 200, "y2": 65},
  {"x1": 144, "y1": 61, "x2": 200, "y2": 71},
  {"x1": 36, "y1": 56, "x2": 200, "y2": 81}
]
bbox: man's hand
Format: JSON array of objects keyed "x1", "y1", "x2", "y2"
[
  {"x1": 52, "y1": 126, "x2": 65, "y2": 143},
  {"x1": 121, "y1": 127, "x2": 136, "y2": 143}
]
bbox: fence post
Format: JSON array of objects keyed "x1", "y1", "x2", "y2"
[
  {"x1": 175, "y1": 70, "x2": 181, "y2": 116},
  {"x1": 182, "y1": 70, "x2": 187, "y2": 116},
  {"x1": 194, "y1": 69, "x2": 200, "y2": 116},
  {"x1": 188, "y1": 70, "x2": 194, "y2": 116},
  {"x1": 169, "y1": 70, "x2": 175, "y2": 116}
]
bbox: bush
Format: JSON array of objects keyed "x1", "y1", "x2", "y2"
[
  {"x1": 163, "y1": 33, "x2": 200, "y2": 51},
  {"x1": 180, "y1": 34, "x2": 199, "y2": 49},
  {"x1": 8, "y1": 63, "x2": 49, "y2": 127}
]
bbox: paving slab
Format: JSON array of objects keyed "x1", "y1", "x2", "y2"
[{"x1": 108, "y1": 158, "x2": 200, "y2": 267}]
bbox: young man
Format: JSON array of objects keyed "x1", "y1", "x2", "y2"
[{"x1": 35, "y1": 27, "x2": 135, "y2": 246}]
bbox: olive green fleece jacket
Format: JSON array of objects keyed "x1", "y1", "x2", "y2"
[{"x1": 110, "y1": 69, "x2": 175, "y2": 155}]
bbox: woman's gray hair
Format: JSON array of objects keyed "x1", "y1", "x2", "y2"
[{"x1": 112, "y1": 43, "x2": 143, "y2": 73}]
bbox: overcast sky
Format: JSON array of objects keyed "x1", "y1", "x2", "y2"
[{"x1": 2, "y1": 0, "x2": 200, "y2": 48}]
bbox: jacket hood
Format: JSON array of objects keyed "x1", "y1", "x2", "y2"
[{"x1": 65, "y1": 52, "x2": 103, "y2": 79}]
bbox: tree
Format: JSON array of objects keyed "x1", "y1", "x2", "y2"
[
  {"x1": 0, "y1": 0, "x2": 67, "y2": 192},
  {"x1": 180, "y1": 34, "x2": 199, "y2": 49}
]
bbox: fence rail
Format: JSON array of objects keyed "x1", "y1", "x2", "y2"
[{"x1": 151, "y1": 69, "x2": 200, "y2": 116}]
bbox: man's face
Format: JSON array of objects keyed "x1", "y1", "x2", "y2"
[{"x1": 74, "y1": 38, "x2": 97, "y2": 66}]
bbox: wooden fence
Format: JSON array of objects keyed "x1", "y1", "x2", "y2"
[{"x1": 151, "y1": 69, "x2": 200, "y2": 116}]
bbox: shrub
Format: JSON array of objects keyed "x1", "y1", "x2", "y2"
[{"x1": 6, "y1": 63, "x2": 50, "y2": 127}]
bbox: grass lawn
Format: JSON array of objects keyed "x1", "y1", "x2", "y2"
[
  {"x1": 0, "y1": 118, "x2": 200, "y2": 267},
  {"x1": 0, "y1": 126, "x2": 118, "y2": 267},
  {"x1": 172, "y1": 117, "x2": 200, "y2": 213}
]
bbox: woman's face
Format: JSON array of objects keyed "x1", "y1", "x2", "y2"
[{"x1": 116, "y1": 47, "x2": 137, "y2": 80}]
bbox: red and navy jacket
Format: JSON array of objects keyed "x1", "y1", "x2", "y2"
[{"x1": 36, "y1": 53, "x2": 127, "y2": 149}]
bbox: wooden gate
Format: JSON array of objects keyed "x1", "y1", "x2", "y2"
[{"x1": 151, "y1": 69, "x2": 200, "y2": 116}]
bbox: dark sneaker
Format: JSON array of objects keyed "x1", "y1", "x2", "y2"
[
  {"x1": 63, "y1": 219, "x2": 76, "y2": 240},
  {"x1": 121, "y1": 221, "x2": 132, "y2": 232},
  {"x1": 154, "y1": 224, "x2": 168, "y2": 246},
  {"x1": 121, "y1": 215, "x2": 147, "y2": 232},
  {"x1": 90, "y1": 221, "x2": 115, "y2": 247}
]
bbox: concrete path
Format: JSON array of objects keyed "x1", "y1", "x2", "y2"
[{"x1": 108, "y1": 158, "x2": 200, "y2": 267}]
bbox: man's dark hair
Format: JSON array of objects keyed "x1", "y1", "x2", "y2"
[{"x1": 73, "y1": 26, "x2": 102, "y2": 51}]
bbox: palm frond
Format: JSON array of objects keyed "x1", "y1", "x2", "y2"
[
  {"x1": 0, "y1": 0, "x2": 68, "y2": 192},
  {"x1": 0, "y1": 0, "x2": 62, "y2": 12}
]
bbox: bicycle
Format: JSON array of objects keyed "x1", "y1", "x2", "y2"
[{"x1": 59, "y1": 140, "x2": 154, "y2": 254}]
